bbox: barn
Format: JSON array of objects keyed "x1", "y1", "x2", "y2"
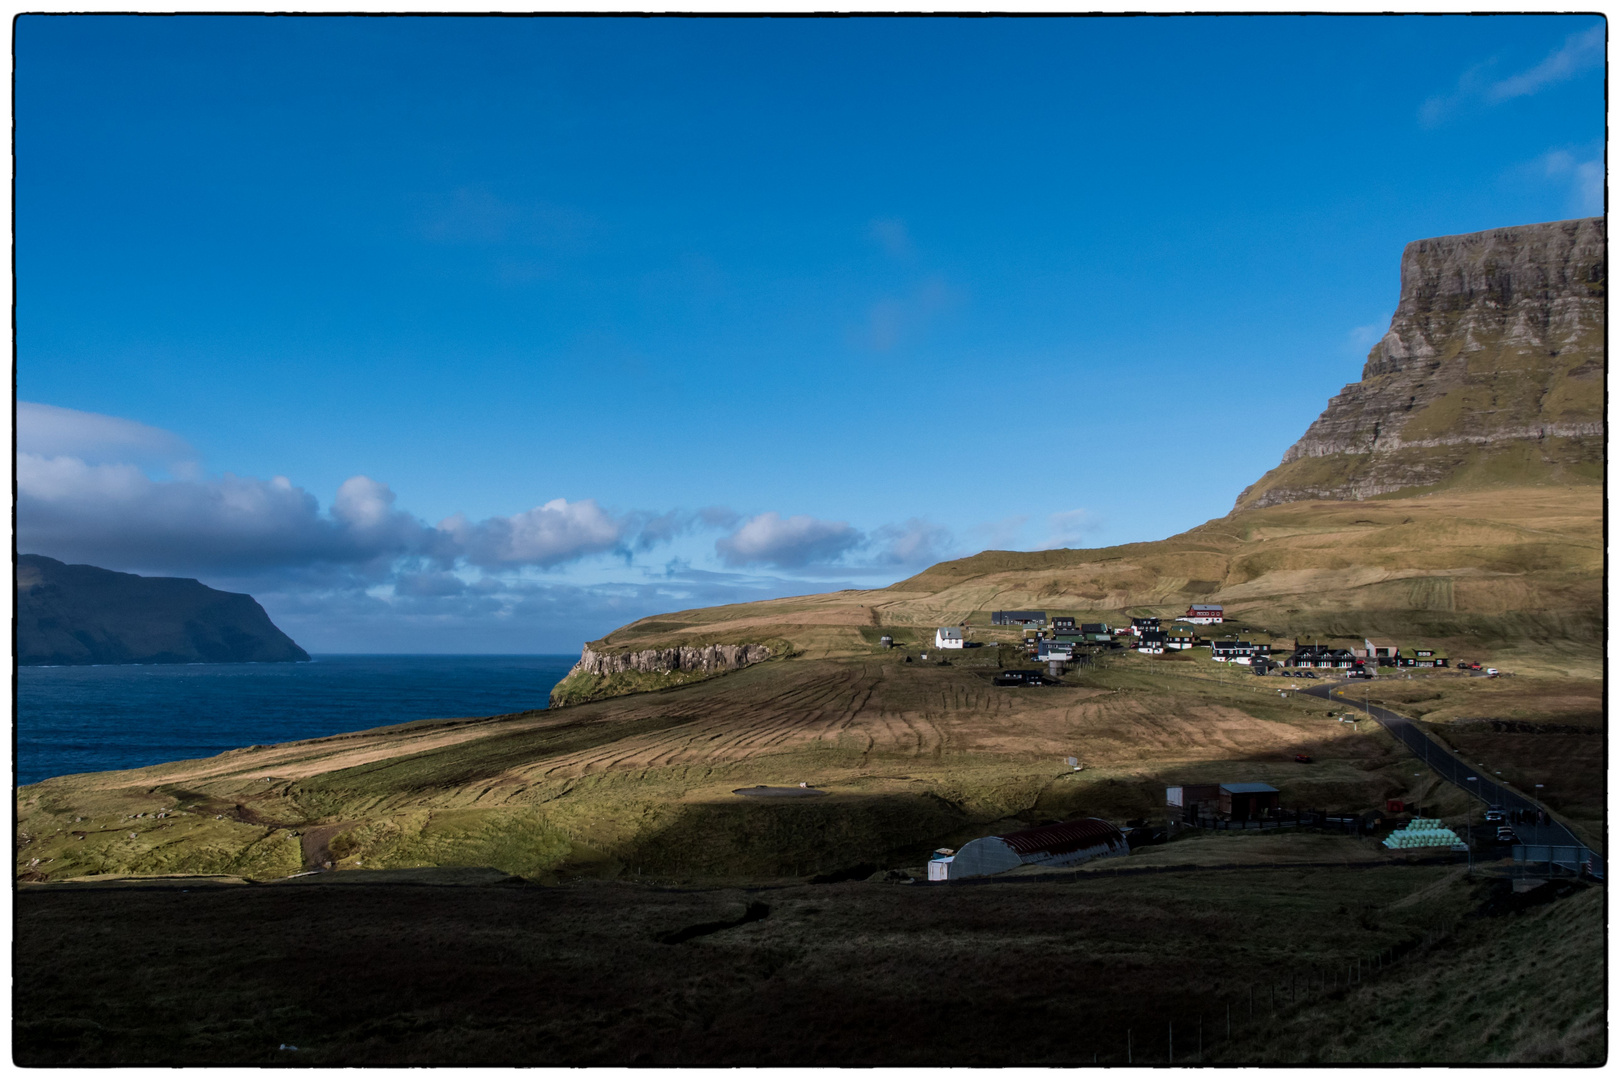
[
  {"x1": 1220, "y1": 782, "x2": 1280, "y2": 821},
  {"x1": 934, "y1": 818, "x2": 1128, "y2": 880}
]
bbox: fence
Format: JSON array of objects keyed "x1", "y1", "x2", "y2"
[
  {"x1": 1179, "y1": 808, "x2": 1372, "y2": 835},
  {"x1": 1079, "y1": 918, "x2": 1469, "y2": 1064},
  {"x1": 1513, "y1": 844, "x2": 1600, "y2": 879}
]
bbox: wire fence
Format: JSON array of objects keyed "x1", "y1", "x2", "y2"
[{"x1": 1081, "y1": 918, "x2": 1470, "y2": 1064}]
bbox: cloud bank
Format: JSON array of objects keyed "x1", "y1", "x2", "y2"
[{"x1": 17, "y1": 402, "x2": 982, "y2": 650}]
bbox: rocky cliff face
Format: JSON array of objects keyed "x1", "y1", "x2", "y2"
[
  {"x1": 17, "y1": 554, "x2": 310, "y2": 665},
  {"x1": 1236, "y1": 217, "x2": 1604, "y2": 509},
  {"x1": 567, "y1": 643, "x2": 772, "y2": 679}
]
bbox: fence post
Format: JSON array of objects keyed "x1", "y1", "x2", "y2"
[
  {"x1": 1169, "y1": 1020, "x2": 1173, "y2": 1064},
  {"x1": 1127, "y1": 1028, "x2": 1132, "y2": 1065}
]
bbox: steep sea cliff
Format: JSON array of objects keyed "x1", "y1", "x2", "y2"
[{"x1": 1236, "y1": 217, "x2": 1604, "y2": 508}]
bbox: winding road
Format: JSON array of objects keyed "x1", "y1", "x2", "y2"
[{"x1": 1303, "y1": 680, "x2": 1602, "y2": 878}]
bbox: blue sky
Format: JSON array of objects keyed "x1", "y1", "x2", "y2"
[{"x1": 16, "y1": 15, "x2": 1606, "y2": 653}]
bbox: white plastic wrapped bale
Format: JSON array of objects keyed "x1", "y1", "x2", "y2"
[{"x1": 944, "y1": 818, "x2": 1128, "y2": 880}]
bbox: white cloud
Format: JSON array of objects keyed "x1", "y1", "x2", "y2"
[
  {"x1": 1541, "y1": 149, "x2": 1605, "y2": 216},
  {"x1": 1345, "y1": 321, "x2": 1388, "y2": 355},
  {"x1": 871, "y1": 518, "x2": 955, "y2": 566},
  {"x1": 1419, "y1": 63, "x2": 1493, "y2": 127},
  {"x1": 1487, "y1": 25, "x2": 1604, "y2": 103},
  {"x1": 17, "y1": 452, "x2": 416, "y2": 574},
  {"x1": 716, "y1": 512, "x2": 864, "y2": 568},
  {"x1": 440, "y1": 498, "x2": 626, "y2": 569},
  {"x1": 969, "y1": 514, "x2": 1030, "y2": 551},
  {"x1": 18, "y1": 401, "x2": 193, "y2": 467},
  {"x1": 1421, "y1": 26, "x2": 1602, "y2": 126},
  {"x1": 1039, "y1": 509, "x2": 1101, "y2": 550}
]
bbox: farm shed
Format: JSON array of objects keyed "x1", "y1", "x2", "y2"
[
  {"x1": 1220, "y1": 783, "x2": 1280, "y2": 821},
  {"x1": 1166, "y1": 783, "x2": 1222, "y2": 812},
  {"x1": 992, "y1": 610, "x2": 1046, "y2": 626},
  {"x1": 939, "y1": 818, "x2": 1128, "y2": 880}
]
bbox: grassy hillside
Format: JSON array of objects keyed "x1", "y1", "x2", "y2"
[
  {"x1": 593, "y1": 485, "x2": 1601, "y2": 677},
  {"x1": 17, "y1": 483, "x2": 1601, "y2": 888}
]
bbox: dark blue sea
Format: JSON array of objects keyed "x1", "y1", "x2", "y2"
[{"x1": 16, "y1": 654, "x2": 578, "y2": 786}]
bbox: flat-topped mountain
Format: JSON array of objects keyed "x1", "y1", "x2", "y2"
[
  {"x1": 17, "y1": 554, "x2": 310, "y2": 666},
  {"x1": 1236, "y1": 217, "x2": 1604, "y2": 509}
]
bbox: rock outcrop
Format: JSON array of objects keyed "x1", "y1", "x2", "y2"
[
  {"x1": 1236, "y1": 217, "x2": 1604, "y2": 509},
  {"x1": 567, "y1": 643, "x2": 771, "y2": 679},
  {"x1": 18, "y1": 554, "x2": 311, "y2": 665}
]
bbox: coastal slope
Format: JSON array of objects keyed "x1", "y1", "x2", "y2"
[{"x1": 17, "y1": 554, "x2": 310, "y2": 666}]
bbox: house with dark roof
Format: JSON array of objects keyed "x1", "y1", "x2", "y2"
[
  {"x1": 1220, "y1": 782, "x2": 1280, "y2": 821},
  {"x1": 1136, "y1": 630, "x2": 1168, "y2": 654},
  {"x1": 1128, "y1": 617, "x2": 1161, "y2": 636},
  {"x1": 1211, "y1": 640, "x2": 1270, "y2": 664},
  {"x1": 1288, "y1": 644, "x2": 1360, "y2": 669},
  {"x1": 930, "y1": 818, "x2": 1128, "y2": 880}
]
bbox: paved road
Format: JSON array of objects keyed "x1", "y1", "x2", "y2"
[{"x1": 1302, "y1": 680, "x2": 1602, "y2": 878}]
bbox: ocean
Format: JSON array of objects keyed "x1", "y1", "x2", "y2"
[{"x1": 15, "y1": 654, "x2": 578, "y2": 786}]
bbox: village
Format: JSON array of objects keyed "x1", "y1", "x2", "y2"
[
  {"x1": 907, "y1": 605, "x2": 1550, "y2": 885},
  {"x1": 916, "y1": 604, "x2": 1472, "y2": 679}
]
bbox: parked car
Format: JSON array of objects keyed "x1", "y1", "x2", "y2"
[
  {"x1": 1348, "y1": 670, "x2": 1373, "y2": 680},
  {"x1": 1302, "y1": 672, "x2": 1318, "y2": 679},
  {"x1": 1294, "y1": 754, "x2": 1313, "y2": 763},
  {"x1": 1486, "y1": 668, "x2": 1500, "y2": 676},
  {"x1": 1459, "y1": 662, "x2": 1482, "y2": 671}
]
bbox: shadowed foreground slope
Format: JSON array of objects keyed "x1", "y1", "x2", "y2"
[{"x1": 15, "y1": 866, "x2": 1600, "y2": 1065}]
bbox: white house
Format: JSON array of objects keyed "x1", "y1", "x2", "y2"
[{"x1": 934, "y1": 627, "x2": 965, "y2": 649}]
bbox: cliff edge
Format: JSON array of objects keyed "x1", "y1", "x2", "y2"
[
  {"x1": 1236, "y1": 217, "x2": 1604, "y2": 509},
  {"x1": 17, "y1": 554, "x2": 311, "y2": 665}
]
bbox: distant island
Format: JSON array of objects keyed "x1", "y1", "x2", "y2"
[{"x1": 17, "y1": 554, "x2": 310, "y2": 666}]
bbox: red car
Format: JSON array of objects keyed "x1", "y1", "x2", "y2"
[{"x1": 1294, "y1": 754, "x2": 1313, "y2": 763}]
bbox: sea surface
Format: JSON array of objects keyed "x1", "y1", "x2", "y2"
[{"x1": 16, "y1": 654, "x2": 578, "y2": 786}]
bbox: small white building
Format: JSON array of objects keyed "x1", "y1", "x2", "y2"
[{"x1": 934, "y1": 627, "x2": 965, "y2": 649}]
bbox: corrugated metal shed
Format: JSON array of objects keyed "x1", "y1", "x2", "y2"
[
  {"x1": 999, "y1": 818, "x2": 1123, "y2": 857},
  {"x1": 942, "y1": 818, "x2": 1128, "y2": 880}
]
